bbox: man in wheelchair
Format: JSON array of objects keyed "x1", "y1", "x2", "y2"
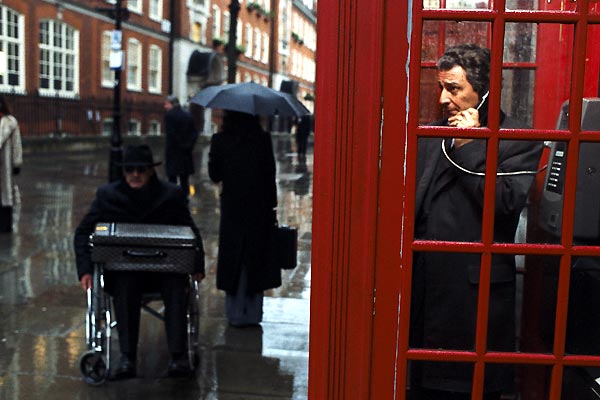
[{"x1": 74, "y1": 144, "x2": 205, "y2": 380}]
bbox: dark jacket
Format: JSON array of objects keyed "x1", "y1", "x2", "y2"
[
  {"x1": 73, "y1": 175, "x2": 205, "y2": 280},
  {"x1": 208, "y1": 129, "x2": 279, "y2": 293},
  {"x1": 164, "y1": 105, "x2": 198, "y2": 177},
  {"x1": 411, "y1": 113, "x2": 543, "y2": 393}
]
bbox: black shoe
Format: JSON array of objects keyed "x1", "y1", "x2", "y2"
[
  {"x1": 111, "y1": 354, "x2": 136, "y2": 380},
  {"x1": 167, "y1": 355, "x2": 192, "y2": 378}
]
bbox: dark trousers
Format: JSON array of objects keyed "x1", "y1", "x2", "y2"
[
  {"x1": 0, "y1": 206, "x2": 12, "y2": 232},
  {"x1": 168, "y1": 174, "x2": 190, "y2": 196},
  {"x1": 110, "y1": 271, "x2": 188, "y2": 357}
]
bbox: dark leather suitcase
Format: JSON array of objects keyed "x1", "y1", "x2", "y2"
[{"x1": 90, "y1": 222, "x2": 197, "y2": 273}]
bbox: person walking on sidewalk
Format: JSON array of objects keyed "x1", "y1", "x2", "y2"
[
  {"x1": 164, "y1": 95, "x2": 198, "y2": 196},
  {"x1": 208, "y1": 111, "x2": 280, "y2": 327},
  {"x1": 0, "y1": 96, "x2": 22, "y2": 233}
]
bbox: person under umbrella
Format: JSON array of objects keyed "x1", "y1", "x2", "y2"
[{"x1": 208, "y1": 111, "x2": 281, "y2": 327}]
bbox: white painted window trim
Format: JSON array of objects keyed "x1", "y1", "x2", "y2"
[
  {"x1": 126, "y1": 38, "x2": 142, "y2": 92},
  {"x1": 38, "y1": 19, "x2": 79, "y2": 97},
  {"x1": 148, "y1": 44, "x2": 162, "y2": 93},
  {"x1": 0, "y1": 6, "x2": 26, "y2": 94}
]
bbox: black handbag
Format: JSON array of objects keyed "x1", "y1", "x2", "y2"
[{"x1": 269, "y1": 224, "x2": 298, "y2": 270}]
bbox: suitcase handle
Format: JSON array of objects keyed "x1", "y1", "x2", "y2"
[{"x1": 123, "y1": 250, "x2": 167, "y2": 258}]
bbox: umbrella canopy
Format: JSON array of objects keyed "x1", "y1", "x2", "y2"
[{"x1": 190, "y1": 82, "x2": 310, "y2": 117}]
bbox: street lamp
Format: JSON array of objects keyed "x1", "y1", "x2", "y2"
[
  {"x1": 97, "y1": 0, "x2": 129, "y2": 182},
  {"x1": 227, "y1": 0, "x2": 240, "y2": 83}
]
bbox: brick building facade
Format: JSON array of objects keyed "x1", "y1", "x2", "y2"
[{"x1": 0, "y1": 0, "x2": 315, "y2": 137}]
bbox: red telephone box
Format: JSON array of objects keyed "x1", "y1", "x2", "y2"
[{"x1": 310, "y1": 0, "x2": 600, "y2": 398}]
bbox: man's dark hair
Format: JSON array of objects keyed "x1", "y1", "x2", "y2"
[{"x1": 437, "y1": 44, "x2": 490, "y2": 97}]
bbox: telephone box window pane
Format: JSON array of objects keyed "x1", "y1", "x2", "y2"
[
  {"x1": 505, "y1": 0, "x2": 537, "y2": 10},
  {"x1": 418, "y1": 68, "x2": 440, "y2": 124},
  {"x1": 537, "y1": 141, "x2": 600, "y2": 244},
  {"x1": 423, "y1": 0, "x2": 490, "y2": 10},
  {"x1": 572, "y1": 142, "x2": 600, "y2": 243},
  {"x1": 591, "y1": 1, "x2": 600, "y2": 14},
  {"x1": 491, "y1": 140, "x2": 544, "y2": 245},
  {"x1": 445, "y1": 21, "x2": 490, "y2": 49},
  {"x1": 519, "y1": 255, "x2": 559, "y2": 355},
  {"x1": 497, "y1": 363, "x2": 552, "y2": 398},
  {"x1": 533, "y1": 24, "x2": 574, "y2": 130},
  {"x1": 562, "y1": 367, "x2": 600, "y2": 398},
  {"x1": 501, "y1": 69, "x2": 535, "y2": 128},
  {"x1": 504, "y1": 23, "x2": 536, "y2": 63},
  {"x1": 410, "y1": 252, "x2": 480, "y2": 351},
  {"x1": 421, "y1": 20, "x2": 440, "y2": 62},
  {"x1": 406, "y1": 361, "x2": 476, "y2": 396},
  {"x1": 419, "y1": 21, "x2": 491, "y2": 125},
  {"x1": 566, "y1": 256, "x2": 600, "y2": 355}
]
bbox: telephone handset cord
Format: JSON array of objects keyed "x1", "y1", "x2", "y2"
[{"x1": 441, "y1": 139, "x2": 546, "y2": 176}]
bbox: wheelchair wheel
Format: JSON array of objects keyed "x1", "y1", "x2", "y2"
[
  {"x1": 79, "y1": 351, "x2": 108, "y2": 386},
  {"x1": 86, "y1": 268, "x2": 109, "y2": 351},
  {"x1": 187, "y1": 279, "x2": 200, "y2": 368}
]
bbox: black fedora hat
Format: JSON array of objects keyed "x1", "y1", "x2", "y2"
[{"x1": 118, "y1": 145, "x2": 161, "y2": 167}]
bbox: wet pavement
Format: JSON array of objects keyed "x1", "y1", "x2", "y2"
[{"x1": 0, "y1": 134, "x2": 313, "y2": 399}]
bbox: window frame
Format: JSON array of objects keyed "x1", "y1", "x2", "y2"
[
  {"x1": 148, "y1": 44, "x2": 162, "y2": 93},
  {"x1": 38, "y1": 19, "x2": 79, "y2": 97},
  {"x1": 0, "y1": 6, "x2": 25, "y2": 94},
  {"x1": 126, "y1": 38, "x2": 142, "y2": 92}
]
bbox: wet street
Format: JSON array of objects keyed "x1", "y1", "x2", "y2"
[{"x1": 0, "y1": 134, "x2": 312, "y2": 399}]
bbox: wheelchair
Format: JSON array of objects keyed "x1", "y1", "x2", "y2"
[{"x1": 78, "y1": 264, "x2": 200, "y2": 385}]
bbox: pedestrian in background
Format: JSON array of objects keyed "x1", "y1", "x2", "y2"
[
  {"x1": 164, "y1": 95, "x2": 198, "y2": 196},
  {"x1": 208, "y1": 111, "x2": 280, "y2": 327},
  {"x1": 294, "y1": 114, "x2": 313, "y2": 161},
  {"x1": 0, "y1": 96, "x2": 22, "y2": 233}
]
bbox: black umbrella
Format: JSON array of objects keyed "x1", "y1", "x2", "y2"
[{"x1": 190, "y1": 82, "x2": 310, "y2": 117}]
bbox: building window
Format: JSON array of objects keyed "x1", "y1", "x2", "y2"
[
  {"x1": 223, "y1": 11, "x2": 230, "y2": 36},
  {"x1": 148, "y1": 120, "x2": 161, "y2": 135},
  {"x1": 212, "y1": 6, "x2": 221, "y2": 39},
  {"x1": 192, "y1": 22, "x2": 203, "y2": 43},
  {"x1": 128, "y1": 119, "x2": 141, "y2": 136},
  {"x1": 245, "y1": 24, "x2": 252, "y2": 57},
  {"x1": 101, "y1": 118, "x2": 113, "y2": 136},
  {"x1": 127, "y1": 0, "x2": 142, "y2": 14},
  {"x1": 0, "y1": 6, "x2": 25, "y2": 93},
  {"x1": 148, "y1": 45, "x2": 162, "y2": 93},
  {"x1": 149, "y1": 0, "x2": 163, "y2": 21},
  {"x1": 262, "y1": 33, "x2": 269, "y2": 63},
  {"x1": 126, "y1": 38, "x2": 142, "y2": 91},
  {"x1": 188, "y1": 0, "x2": 207, "y2": 9},
  {"x1": 253, "y1": 28, "x2": 260, "y2": 61},
  {"x1": 101, "y1": 31, "x2": 113, "y2": 88},
  {"x1": 39, "y1": 20, "x2": 79, "y2": 96}
]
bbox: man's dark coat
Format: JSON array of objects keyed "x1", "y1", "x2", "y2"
[
  {"x1": 164, "y1": 105, "x2": 198, "y2": 177},
  {"x1": 208, "y1": 130, "x2": 280, "y2": 294},
  {"x1": 74, "y1": 175, "x2": 205, "y2": 280},
  {"x1": 411, "y1": 114, "x2": 543, "y2": 393}
]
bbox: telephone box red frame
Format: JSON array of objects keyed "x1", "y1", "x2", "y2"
[{"x1": 309, "y1": 0, "x2": 600, "y2": 399}]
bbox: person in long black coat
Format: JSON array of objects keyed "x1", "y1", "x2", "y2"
[
  {"x1": 208, "y1": 111, "x2": 280, "y2": 327},
  {"x1": 74, "y1": 145, "x2": 205, "y2": 380},
  {"x1": 410, "y1": 44, "x2": 543, "y2": 399},
  {"x1": 164, "y1": 96, "x2": 198, "y2": 196}
]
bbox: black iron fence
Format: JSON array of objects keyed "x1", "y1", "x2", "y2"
[{"x1": 4, "y1": 92, "x2": 165, "y2": 138}]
